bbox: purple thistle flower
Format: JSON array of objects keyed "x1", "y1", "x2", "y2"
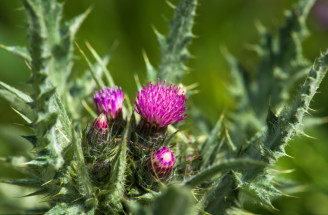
[
  {"x1": 93, "y1": 86, "x2": 124, "y2": 120},
  {"x1": 133, "y1": 80, "x2": 187, "y2": 131},
  {"x1": 151, "y1": 146, "x2": 175, "y2": 175}
]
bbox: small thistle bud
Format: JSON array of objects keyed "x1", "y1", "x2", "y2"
[
  {"x1": 93, "y1": 86, "x2": 124, "y2": 121},
  {"x1": 93, "y1": 113, "x2": 108, "y2": 130},
  {"x1": 151, "y1": 146, "x2": 175, "y2": 176},
  {"x1": 133, "y1": 80, "x2": 187, "y2": 135},
  {"x1": 87, "y1": 113, "x2": 108, "y2": 144}
]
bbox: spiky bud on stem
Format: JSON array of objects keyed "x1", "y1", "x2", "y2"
[{"x1": 87, "y1": 113, "x2": 108, "y2": 144}]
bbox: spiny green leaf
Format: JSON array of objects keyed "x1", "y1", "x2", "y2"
[
  {"x1": 0, "y1": 156, "x2": 36, "y2": 177},
  {"x1": 68, "y1": 8, "x2": 91, "y2": 38},
  {"x1": 184, "y1": 159, "x2": 266, "y2": 188},
  {"x1": 236, "y1": 174, "x2": 283, "y2": 209},
  {"x1": 227, "y1": 0, "x2": 315, "y2": 146},
  {"x1": 21, "y1": 187, "x2": 48, "y2": 197},
  {"x1": 12, "y1": 107, "x2": 32, "y2": 124},
  {"x1": 0, "y1": 89, "x2": 33, "y2": 122},
  {"x1": 266, "y1": 50, "x2": 328, "y2": 154},
  {"x1": 0, "y1": 44, "x2": 31, "y2": 62},
  {"x1": 22, "y1": 135, "x2": 37, "y2": 147},
  {"x1": 0, "y1": 81, "x2": 32, "y2": 103},
  {"x1": 34, "y1": 112, "x2": 58, "y2": 135},
  {"x1": 200, "y1": 113, "x2": 224, "y2": 168},
  {"x1": 22, "y1": 0, "x2": 74, "y2": 175},
  {"x1": 23, "y1": 0, "x2": 49, "y2": 82},
  {"x1": 266, "y1": 107, "x2": 279, "y2": 135},
  {"x1": 253, "y1": 0, "x2": 314, "y2": 112},
  {"x1": 158, "y1": 0, "x2": 197, "y2": 83},
  {"x1": 222, "y1": 47, "x2": 250, "y2": 112},
  {"x1": 72, "y1": 127, "x2": 93, "y2": 198},
  {"x1": 22, "y1": 0, "x2": 85, "y2": 97},
  {"x1": 218, "y1": 42, "x2": 328, "y2": 215},
  {"x1": 0, "y1": 178, "x2": 41, "y2": 188},
  {"x1": 37, "y1": 87, "x2": 56, "y2": 107},
  {"x1": 276, "y1": 0, "x2": 313, "y2": 67}
]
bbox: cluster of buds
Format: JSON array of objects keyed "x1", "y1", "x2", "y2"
[
  {"x1": 87, "y1": 80, "x2": 187, "y2": 178},
  {"x1": 133, "y1": 80, "x2": 187, "y2": 177},
  {"x1": 87, "y1": 86, "x2": 124, "y2": 144}
]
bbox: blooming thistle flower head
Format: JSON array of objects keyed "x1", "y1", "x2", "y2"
[
  {"x1": 93, "y1": 86, "x2": 124, "y2": 120},
  {"x1": 133, "y1": 80, "x2": 187, "y2": 132},
  {"x1": 151, "y1": 146, "x2": 175, "y2": 175},
  {"x1": 87, "y1": 113, "x2": 108, "y2": 144}
]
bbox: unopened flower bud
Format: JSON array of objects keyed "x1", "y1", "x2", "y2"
[
  {"x1": 151, "y1": 146, "x2": 175, "y2": 176},
  {"x1": 87, "y1": 113, "x2": 108, "y2": 144}
]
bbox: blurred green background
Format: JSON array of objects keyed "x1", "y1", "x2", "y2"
[{"x1": 0, "y1": 0, "x2": 328, "y2": 214}]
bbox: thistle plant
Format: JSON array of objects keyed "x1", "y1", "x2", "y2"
[{"x1": 0, "y1": 0, "x2": 327, "y2": 214}]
